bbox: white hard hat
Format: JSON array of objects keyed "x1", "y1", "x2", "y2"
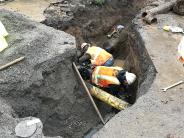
[
  {"x1": 117, "y1": 25, "x2": 124, "y2": 30},
  {"x1": 125, "y1": 72, "x2": 136, "y2": 85},
  {"x1": 81, "y1": 43, "x2": 90, "y2": 49}
]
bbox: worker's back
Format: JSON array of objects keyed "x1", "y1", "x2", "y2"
[
  {"x1": 92, "y1": 66, "x2": 123, "y2": 87},
  {"x1": 86, "y1": 46, "x2": 112, "y2": 66}
]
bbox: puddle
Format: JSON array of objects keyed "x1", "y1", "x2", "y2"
[{"x1": 0, "y1": 0, "x2": 55, "y2": 21}]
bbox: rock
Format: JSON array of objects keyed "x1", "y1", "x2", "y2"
[{"x1": 15, "y1": 117, "x2": 42, "y2": 138}]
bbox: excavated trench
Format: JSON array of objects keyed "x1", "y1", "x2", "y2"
[{"x1": 0, "y1": 0, "x2": 156, "y2": 138}]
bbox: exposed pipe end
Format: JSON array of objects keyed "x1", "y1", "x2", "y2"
[
  {"x1": 142, "y1": 12, "x2": 148, "y2": 17},
  {"x1": 143, "y1": 15, "x2": 157, "y2": 24},
  {"x1": 150, "y1": 17, "x2": 157, "y2": 24}
]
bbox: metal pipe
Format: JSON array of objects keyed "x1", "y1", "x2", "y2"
[
  {"x1": 87, "y1": 83, "x2": 129, "y2": 110},
  {"x1": 142, "y1": 0, "x2": 177, "y2": 17},
  {"x1": 173, "y1": 0, "x2": 184, "y2": 15},
  {"x1": 142, "y1": 0, "x2": 177, "y2": 24},
  {"x1": 72, "y1": 62, "x2": 105, "y2": 124},
  {"x1": 143, "y1": 15, "x2": 157, "y2": 24},
  {"x1": 0, "y1": 56, "x2": 25, "y2": 71}
]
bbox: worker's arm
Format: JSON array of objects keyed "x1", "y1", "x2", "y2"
[
  {"x1": 77, "y1": 50, "x2": 82, "y2": 58},
  {"x1": 103, "y1": 41, "x2": 115, "y2": 54},
  {"x1": 79, "y1": 53, "x2": 91, "y2": 65},
  {"x1": 76, "y1": 49, "x2": 86, "y2": 63}
]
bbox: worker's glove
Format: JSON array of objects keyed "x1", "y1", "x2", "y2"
[
  {"x1": 78, "y1": 66, "x2": 91, "y2": 80},
  {"x1": 117, "y1": 70, "x2": 127, "y2": 85}
]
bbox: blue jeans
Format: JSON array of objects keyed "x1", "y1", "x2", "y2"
[{"x1": 103, "y1": 57, "x2": 114, "y2": 66}]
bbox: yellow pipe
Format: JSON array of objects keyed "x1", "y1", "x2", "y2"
[{"x1": 87, "y1": 83, "x2": 129, "y2": 110}]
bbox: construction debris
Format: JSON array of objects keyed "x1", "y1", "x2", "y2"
[
  {"x1": 163, "y1": 26, "x2": 184, "y2": 34},
  {"x1": 107, "y1": 28, "x2": 118, "y2": 38},
  {"x1": 0, "y1": 56, "x2": 25, "y2": 71},
  {"x1": 142, "y1": 0, "x2": 177, "y2": 24},
  {"x1": 161, "y1": 80, "x2": 184, "y2": 92},
  {"x1": 107, "y1": 25, "x2": 125, "y2": 38}
]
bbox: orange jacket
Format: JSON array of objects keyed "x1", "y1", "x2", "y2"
[
  {"x1": 86, "y1": 46, "x2": 112, "y2": 66},
  {"x1": 92, "y1": 66, "x2": 123, "y2": 87}
]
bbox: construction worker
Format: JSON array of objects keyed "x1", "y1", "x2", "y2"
[
  {"x1": 79, "y1": 65, "x2": 136, "y2": 99},
  {"x1": 92, "y1": 66, "x2": 136, "y2": 87},
  {"x1": 78, "y1": 43, "x2": 114, "y2": 66}
]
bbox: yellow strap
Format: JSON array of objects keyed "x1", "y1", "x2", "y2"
[
  {"x1": 98, "y1": 75, "x2": 120, "y2": 85},
  {"x1": 109, "y1": 66, "x2": 123, "y2": 70},
  {"x1": 93, "y1": 67, "x2": 100, "y2": 84},
  {"x1": 93, "y1": 48, "x2": 103, "y2": 61}
]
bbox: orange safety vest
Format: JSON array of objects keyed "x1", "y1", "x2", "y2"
[
  {"x1": 92, "y1": 66, "x2": 123, "y2": 87},
  {"x1": 86, "y1": 46, "x2": 112, "y2": 66}
]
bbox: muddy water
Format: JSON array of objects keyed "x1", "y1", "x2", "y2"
[{"x1": 0, "y1": 0, "x2": 55, "y2": 22}]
